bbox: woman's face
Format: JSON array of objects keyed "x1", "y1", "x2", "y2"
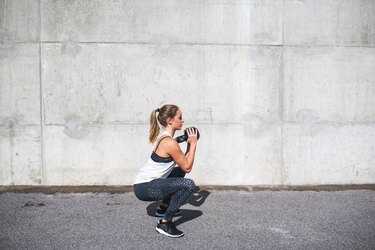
[{"x1": 170, "y1": 109, "x2": 184, "y2": 130}]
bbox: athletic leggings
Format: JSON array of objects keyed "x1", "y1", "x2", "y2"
[{"x1": 133, "y1": 167, "x2": 195, "y2": 221}]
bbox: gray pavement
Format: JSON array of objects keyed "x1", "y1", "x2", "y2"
[{"x1": 0, "y1": 189, "x2": 374, "y2": 249}]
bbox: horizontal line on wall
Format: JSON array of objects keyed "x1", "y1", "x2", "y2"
[
  {"x1": 282, "y1": 121, "x2": 375, "y2": 126},
  {"x1": 42, "y1": 41, "x2": 283, "y2": 47},
  {"x1": 3, "y1": 121, "x2": 375, "y2": 128},
  {"x1": 47, "y1": 121, "x2": 375, "y2": 125},
  {"x1": 6, "y1": 41, "x2": 375, "y2": 49}
]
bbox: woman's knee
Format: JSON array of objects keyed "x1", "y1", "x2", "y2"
[{"x1": 184, "y1": 178, "x2": 195, "y2": 190}]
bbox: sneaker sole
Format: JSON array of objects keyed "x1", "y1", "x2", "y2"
[
  {"x1": 155, "y1": 211, "x2": 182, "y2": 217},
  {"x1": 155, "y1": 227, "x2": 184, "y2": 238},
  {"x1": 155, "y1": 212, "x2": 165, "y2": 217}
]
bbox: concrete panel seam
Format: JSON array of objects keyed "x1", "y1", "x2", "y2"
[
  {"x1": 38, "y1": 0, "x2": 46, "y2": 185},
  {"x1": 39, "y1": 41, "x2": 284, "y2": 47},
  {"x1": 284, "y1": 121, "x2": 375, "y2": 126},
  {"x1": 42, "y1": 122, "x2": 375, "y2": 126},
  {"x1": 280, "y1": 0, "x2": 286, "y2": 185},
  {"x1": 9, "y1": 41, "x2": 374, "y2": 49},
  {"x1": 38, "y1": 41, "x2": 375, "y2": 48},
  {"x1": 1, "y1": 42, "x2": 41, "y2": 44},
  {"x1": 43, "y1": 122, "x2": 284, "y2": 127},
  {"x1": 283, "y1": 44, "x2": 375, "y2": 48}
]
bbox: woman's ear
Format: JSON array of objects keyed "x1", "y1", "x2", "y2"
[{"x1": 167, "y1": 117, "x2": 173, "y2": 125}]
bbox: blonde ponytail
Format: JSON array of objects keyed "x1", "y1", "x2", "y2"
[{"x1": 149, "y1": 109, "x2": 160, "y2": 143}]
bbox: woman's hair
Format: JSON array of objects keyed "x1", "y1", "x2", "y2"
[{"x1": 149, "y1": 104, "x2": 179, "y2": 143}]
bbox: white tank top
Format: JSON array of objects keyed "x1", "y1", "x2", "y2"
[{"x1": 134, "y1": 131, "x2": 177, "y2": 184}]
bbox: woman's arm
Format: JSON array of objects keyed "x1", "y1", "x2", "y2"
[{"x1": 165, "y1": 128, "x2": 198, "y2": 173}]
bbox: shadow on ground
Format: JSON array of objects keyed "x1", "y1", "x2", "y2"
[{"x1": 146, "y1": 187, "x2": 210, "y2": 226}]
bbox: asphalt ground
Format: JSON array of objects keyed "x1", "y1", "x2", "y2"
[{"x1": 0, "y1": 189, "x2": 374, "y2": 250}]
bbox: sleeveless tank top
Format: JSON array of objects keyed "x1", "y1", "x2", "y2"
[{"x1": 133, "y1": 131, "x2": 177, "y2": 184}]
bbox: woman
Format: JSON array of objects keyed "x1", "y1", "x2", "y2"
[{"x1": 133, "y1": 104, "x2": 198, "y2": 238}]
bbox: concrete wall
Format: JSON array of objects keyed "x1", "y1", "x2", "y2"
[{"x1": 1, "y1": 0, "x2": 374, "y2": 186}]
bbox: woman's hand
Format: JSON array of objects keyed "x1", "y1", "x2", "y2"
[{"x1": 186, "y1": 127, "x2": 198, "y2": 144}]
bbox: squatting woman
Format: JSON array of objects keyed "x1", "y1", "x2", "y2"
[{"x1": 133, "y1": 104, "x2": 198, "y2": 238}]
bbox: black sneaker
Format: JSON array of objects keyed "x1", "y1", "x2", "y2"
[
  {"x1": 155, "y1": 205, "x2": 182, "y2": 217},
  {"x1": 156, "y1": 220, "x2": 184, "y2": 238}
]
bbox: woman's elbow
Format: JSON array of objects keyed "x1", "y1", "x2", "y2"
[
  {"x1": 180, "y1": 165, "x2": 192, "y2": 173},
  {"x1": 184, "y1": 168, "x2": 192, "y2": 173}
]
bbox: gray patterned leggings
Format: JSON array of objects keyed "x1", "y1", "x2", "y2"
[{"x1": 133, "y1": 167, "x2": 195, "y2": 221}]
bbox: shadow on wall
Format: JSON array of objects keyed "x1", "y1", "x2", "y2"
[{"x1": 146, "y1": 187, "x2": 210, "y2": 226}]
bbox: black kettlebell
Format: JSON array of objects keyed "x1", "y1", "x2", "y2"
[{"x1": 175, "y1": 127, "x2": 200, "y2": 143}]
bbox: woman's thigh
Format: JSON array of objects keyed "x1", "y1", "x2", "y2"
[
  {"x1": 149, "y1": 177, "x2": 194, "y2": 192},
  {"x1": 134, "y1": 178, "x2": 195, "y2": 201}
]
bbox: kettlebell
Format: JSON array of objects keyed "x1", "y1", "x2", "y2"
[{"x1": 175, "y1": 127, "x2": 200, "y2": 143}]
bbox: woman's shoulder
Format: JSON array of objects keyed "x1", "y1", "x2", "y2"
[
  {"x1": 158, "y1": 136, "x2": 176, "y2": 146},
  {"x1": 153, "y1": 132, "x2": 175, "y2": 150},
  {"x1": 155, "y1": 134, "x2": 177, "y2": 150}
]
